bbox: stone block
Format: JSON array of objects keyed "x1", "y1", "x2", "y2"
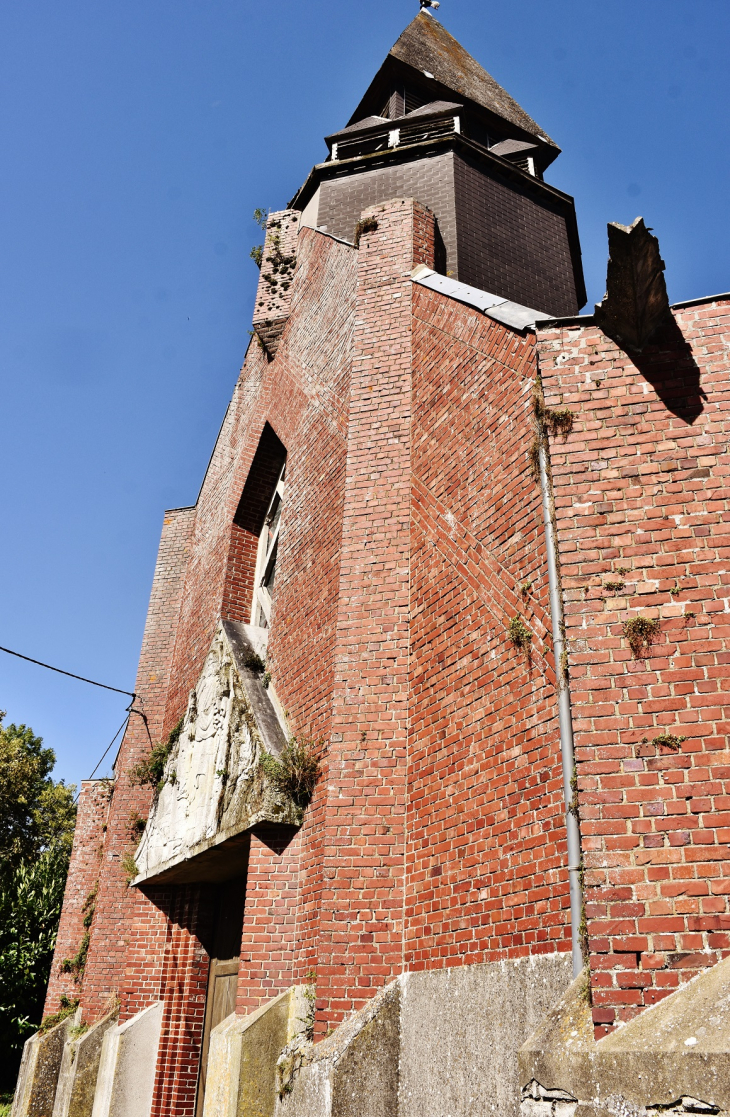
[
  {"x1": 202, "y1": 985, "x2": 309, "y2": 1117},
  {"x1": 399, "y1": 954, "x2": 574, "y2": 1117},
  {"x1": 519, "y1": 955, "x2": 730, "y2": 1117},
  {"x1": 52, "y1": 1011, "x2": 118, "y2": 1117},
  {"x1": 12, "y1": 1012, "x2": 78, "y2": 1117},
  {"x1": 277, "y1": 980, "x2": 400, "y2": 1117},
  {"x1": 90, "y1": 1002, "x2": 163, "y2": 1117}
]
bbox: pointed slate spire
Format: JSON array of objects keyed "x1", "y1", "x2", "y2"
[{"x1": 349, "y1": 11, "x2": 556, "y2": 148}]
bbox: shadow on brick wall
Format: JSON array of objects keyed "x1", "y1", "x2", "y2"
[{"x1": 626, "y1": 315, "x2": 706, "y2": 425}]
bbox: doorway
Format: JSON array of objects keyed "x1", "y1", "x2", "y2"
[{"x1": 195, "y1": 877, "x2": 246, "y2": 1117}]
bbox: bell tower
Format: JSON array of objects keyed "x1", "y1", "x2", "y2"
[{"x1": 291, "y1": 10, "x2": 585, "y2": 316}]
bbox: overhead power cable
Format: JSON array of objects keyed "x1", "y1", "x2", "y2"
[
  {"x1": 72, "y1": 712, "x2": 132, "y2": 802},
  {"x1": 0, "y1": 644, "x2": 136, "y2": 700}
]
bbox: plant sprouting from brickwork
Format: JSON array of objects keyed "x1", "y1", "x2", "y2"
[
  {"x1": 651, "y1": 731, "x2": 686, "y2": 752},
  {"x1": 543, "y1": 407, "x2": 574, "y2": 439},
  {"x1": 260, "y1": 737, "x2": 321, "y2": 810},
  {"x1": 127, "y1": 812, "x2": 146, "y2": 843},
  {"x1": 508, "y1": 616, "x2": 532, "y2": 656},
  {"x1": 623, "y1": 616, "x2": 661, "y2": 658},
  {"x1": 250, "y1": 207, "x2": 268, "y2": 269},
  {"x1": 130, "y1": 718, "x2": 184, "y2": 793},
  {"x1": 120, "y1": 850, "x2": 138, "y2": 887},
  {"x1": 353, "y1": 216, "x2": 379, "y2": 247},
  {"x1": 61, "y1": 883, "x2": 97, "y2": 981},
  {"x1": 37, "y1": 994, "x2": 79, "y2": 1035},
  {"x1": 533, "y1": 384, "x2": 575, "y2": 438}
]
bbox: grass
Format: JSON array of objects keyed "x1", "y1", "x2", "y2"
[{"x1": 260, "y1": 737, "x2": 321, "y2": 809}]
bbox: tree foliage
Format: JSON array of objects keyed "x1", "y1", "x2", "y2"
[
  {"x1": 0, "y1": 712, "x2": 76, "y2": 1092},
  {"x1": 0, "y1": 715, "x2": 76, "y2": 868}
]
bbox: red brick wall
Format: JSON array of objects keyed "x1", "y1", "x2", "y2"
[
  {"x1": 537, "y1": 298, "x2": 730, "y2": 1033},
  {"x1": 252, "y1": 210, "x2": 301, "y2": 356},
  {"x1": 79, "y1": 505, "x2": 195, "y2": 1022},
  {"x1": 220, "y1": 523, "x2": 258, "y2": 624},
  {"x1": 149, "y1": 885, "x2": 215, "y2": 1117},
  {"x1": 235, "y1": 827, "x2": 301, "y2": 1014},
  {"x1": 164, "y1": 226, "x2": 356, "y2": 736},
  {"x1": 44, "y1": 780, "x2": 111, "y2": 1015},
  {"x1": 406, "y1": 285, "x2": 570, "y2": 969},
  {"x1": 311, "y1": 199, "x2": 437, "y2": 1030}
]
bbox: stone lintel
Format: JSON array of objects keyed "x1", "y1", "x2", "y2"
[{"x1": 133, "y1": 620, "x2": 298, "y2": 887}]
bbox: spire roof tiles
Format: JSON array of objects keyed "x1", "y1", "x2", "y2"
[{"x1": 349, "y1": 12, "x2": 556, "y2": 148}]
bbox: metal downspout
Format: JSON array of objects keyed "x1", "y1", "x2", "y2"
[{"x1": 538, "y1": 434, "x2": 584, "y2": 978}]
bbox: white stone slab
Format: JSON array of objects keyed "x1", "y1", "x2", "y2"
[{"x1": 90, "y1": 1002, "x2": 163, "y2": 1117}]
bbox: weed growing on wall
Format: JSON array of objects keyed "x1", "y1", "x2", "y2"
[
  {"x1": 508, "y1": 616, "x2": 532, "y2": 656},
  {"x1": 250, "y1": 207, "x2": 268, "y2": 269},
  {"x1": 623, "y1": 616, "x2": 661, "y2": 658},
  {"x1": 543, "y1": 407, "x2": 574, "y2": 438},
  {"x1": 120, "y1": 851, "x2": 138, "y2": 886},
  {"x1": 651, "y1": 732, "x2": 686, "y2": 751},
  {"x1": 61, "y1": 884, "x2": 97, "y2": 980},
  {"x1": 130, "y1": 719, "x2": 184, "y2": 793},
  {"x1": 260, "y1": 737, "x2": 321, "y2": 809},
  {"x1": 38, "y1": 994, "x2": 78, "y2": 1035},
  {"x1": 353, "y1": 216, "x2": 379, "y2": 247}
]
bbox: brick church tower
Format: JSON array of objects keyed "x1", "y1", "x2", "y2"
[{"x1": 15, "y1": 12, "x2": 730, "y2": 1117}]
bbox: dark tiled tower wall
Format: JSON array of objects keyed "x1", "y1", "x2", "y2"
[
  {"x1": 453, "y1": 152, "x2": 581, "y2": 316},
  {"x1": 316, "y1": 152, "x2": 458, "y2": 274},
  {"x1": 313, "y1": 151, "x2": 581, "y2": 316}
]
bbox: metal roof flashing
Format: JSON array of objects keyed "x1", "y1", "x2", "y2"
[{"x1": 411, "y1": 266, "x2": 552, "y2": 332}]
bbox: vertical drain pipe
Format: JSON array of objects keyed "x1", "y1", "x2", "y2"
[{"x1": 538, "y1": 431, "x2": 584, "y2": 978}]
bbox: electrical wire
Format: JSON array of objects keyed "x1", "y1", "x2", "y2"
[
  {"x1": 0, "y1": 644, "x2": 136, "y2": 699},
  {"x1": 87, "y1": 714, "x2": 130, "y2": 781}
]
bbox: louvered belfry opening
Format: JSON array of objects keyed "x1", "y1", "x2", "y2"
[{"x1": 292, "y1": 10, "x2": 586, "y2": 317}]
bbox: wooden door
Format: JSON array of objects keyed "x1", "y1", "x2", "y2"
[{"x1": 195, "y1": 879, "x2": 246, "y2": 1117}]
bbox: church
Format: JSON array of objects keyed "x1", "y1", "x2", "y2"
[{"x1": 13, "y1": 10, "x2": 730, "y2": 1117}]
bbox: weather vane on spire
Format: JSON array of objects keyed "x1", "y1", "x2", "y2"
[{"x1": 420, "y1": 0, "x2": 440, "y2": 10}]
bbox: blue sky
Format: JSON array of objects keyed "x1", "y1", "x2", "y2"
[{"x1": 1, "y1": 0, "x2": 728, "y2": 790}]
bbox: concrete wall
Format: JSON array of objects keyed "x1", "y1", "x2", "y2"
[
  {"x1": 52, "y1": 1011, "x2": 118, "y2": 1117},
  {"x1": 12, "y1": 1015, "x2": 76, "y2": 1117},
  {"x1": 278, "y1": 955, "x2": 574, "y2": 1117},
  {"x1": 203, "y1": 985, "x2": 309, "y2": 1117},
  {"x1": 91, "y1": 1002, "x2": 163, "y2": 1117}
]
